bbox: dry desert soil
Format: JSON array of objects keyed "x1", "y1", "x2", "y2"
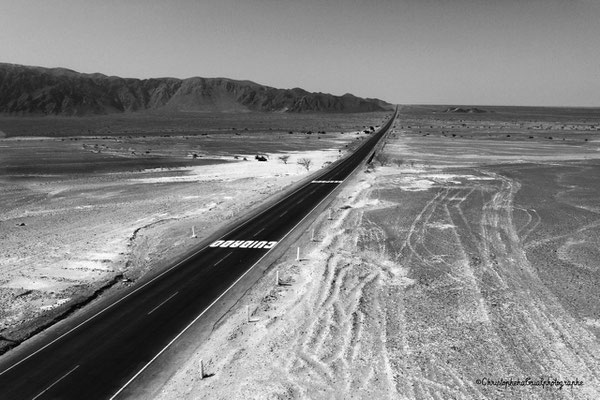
[
  {"x1": 154, "y1": 106, "x2": 600, "y2": 400},
  {"x1": 0, "y1": 112, "x2": 387, "y2": 354},
  {"x1": 2, "y1": 107, "x2": 600, "y2": 399}
]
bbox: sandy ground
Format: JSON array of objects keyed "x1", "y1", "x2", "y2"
[
  {"x1": 155, "y1": 112, "x2": 600, "y2": 399},
  {"x1": 3, "y1": 108, "x2": 600, "y2": 399},
  {"x1": 0, "y1": 128, "x2": 375, "y2": 352}
]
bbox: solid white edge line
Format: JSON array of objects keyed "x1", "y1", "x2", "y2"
[
  {"x1": 31, "y1": 365, "x2": 79, "y2": 400},
  {"x1": 1, "y1": 111, "x2": 396, "y2": 397},
  {"x1": 147, "y1": 292, "x2": 179, "y2": 316},
  {"x1": 211, "y1": 151, "x2": 352, "y2": 237},
  {"x1": 107, "y1": 120, "x2": 392, "y2": 398},
  {"x1": 218, "y1": 108, "x2": 397, "y2": 238},
  {"x1": 0, "y1": 164, "x2": 330, "y2": 377},
  {"x1": 0, "y1": 241, "x2": 212, "y2": 377},
  {"x1": 110, "y1": 188, "x2": 337, "y2": 399},
  {"x1": 0, "y1": 148, "x2": 348, "y2": 377}
]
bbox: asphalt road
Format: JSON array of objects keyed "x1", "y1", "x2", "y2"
[{"x1": 0, "y1": 109, "x2": 397, "y2": 399}]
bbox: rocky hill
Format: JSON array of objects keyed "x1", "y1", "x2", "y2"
[
  {"x1": 443, "y1": 107, "x2": 488, "y2": 113},
  {"x1": 0, "y1": 63, "x2": 393, "y2": 115}
]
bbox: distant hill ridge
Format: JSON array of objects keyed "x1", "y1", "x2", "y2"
[
  {"x1": 443, "y1": 107, "x2": 489, "y2": 113},
  {"x1": 0, "y1": 63, "x2": 393, "y2": 115}
]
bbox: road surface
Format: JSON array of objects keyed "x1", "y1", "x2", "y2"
[{"x1": 0, "y1": 109, "x2": 397, "y2": 399}]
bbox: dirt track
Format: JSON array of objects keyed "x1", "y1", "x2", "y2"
[
  {"x1": 3, "y1": 108, "x2": 599, "y2": 399},
  {"x1": 374, "y1": 165, "x2": 600, "y2": 399},
  {"x1": 156, "y1": 109, "x2": 600, "y2": 399}
]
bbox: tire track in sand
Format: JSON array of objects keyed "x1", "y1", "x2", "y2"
[{"x1": 284, "y1": 186, "x2": 400, "y2": 399}]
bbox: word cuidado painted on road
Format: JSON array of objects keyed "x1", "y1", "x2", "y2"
[{"x1": 209, "y1": 240, "x2": 278, "y2": 249}]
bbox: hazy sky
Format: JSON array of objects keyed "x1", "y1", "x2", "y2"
[{"x1": 1, "y1": 0, "x2": 599, "y2": 106}]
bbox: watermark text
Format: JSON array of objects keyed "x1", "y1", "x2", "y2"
[{"x1": 475, "y1": 377, "x2": 583, "y2": 391}]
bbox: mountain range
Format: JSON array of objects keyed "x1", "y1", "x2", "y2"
[{"x1": 0, "y1": 63, "x2": 393, "y2": 116}]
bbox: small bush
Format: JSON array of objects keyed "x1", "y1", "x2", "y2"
[
  {"x1": 297, "y1": 158, "x2": 312, "y2": 171},
  {"x1": 374, "y1": 153, "x2": 390, "y2": 166}
]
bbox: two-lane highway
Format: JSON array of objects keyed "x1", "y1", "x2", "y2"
[{"x1": 0, "y1": 109, "x2": 397, "y2": 399}]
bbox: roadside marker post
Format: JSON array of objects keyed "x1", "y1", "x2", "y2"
[
  {"x1": 200, "y1": 359, "x2": 204, "y2": 380},
  {"x1": 328, "y1": 209, "x2": 333, "y2": 220},
  {"x1": 191, "y1": 226, "x2": 197, "y2": 238},
  {"x1": 310, "y1": 229, "x2": 315, "y2": 242},
  {"x1": 276, "y1": 271, "x2": 292, "y2": 287},
  {"x1": 246, "y1": 305, "x2": 258, "y2": 323},
  {"x1": 296, "y1": 247, "x2": 301, "y2": 261}
]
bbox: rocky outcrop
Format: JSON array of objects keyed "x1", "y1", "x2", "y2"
[{"x1": 443, "y1": 107, "x2": 489, "y2": 113}]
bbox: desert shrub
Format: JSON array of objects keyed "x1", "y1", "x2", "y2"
[
  {"x1": 391, "y1": 158, "x2": 404, "y2": 167},
  {"x1": 374, "y1": 152, "x2": 390, "y2": 166},
  {"x1": 297, "y1": 158, "x2": 312, "y2": 171}
]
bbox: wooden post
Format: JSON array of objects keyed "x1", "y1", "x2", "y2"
[
  {"x1": 200, "y1": 359, "x2": 204, "y2": 379},
  {"x1": 328, "y1": 209, "x2": 333, "y2": 220},
  {"x1": 246, "y1": 305, "x2": 250, "y2": 323}
]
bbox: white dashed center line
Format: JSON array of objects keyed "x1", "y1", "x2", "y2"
[
  {"x1": 32, "y1": 365, "x2": 79, "y2": 400},
  {"x1": 252, "y1": 228, "x2": 265, "y2": 237},
  {"x1": 279, "y1": 210, "x2": 288, "y2": 217},
  {"x1": 147, "y1": 292, "x2": 179, "y2": 315},
  {"x1": 213, "y1": 252, "x2": 232, "y2": 266}
]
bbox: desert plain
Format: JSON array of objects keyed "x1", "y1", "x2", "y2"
[
  {"x1": 2, "y1": 106, "x2": 600, "y2": 399},
  {"x1": 0, "y1": 111, "x2": 386, "y2": 353}
]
